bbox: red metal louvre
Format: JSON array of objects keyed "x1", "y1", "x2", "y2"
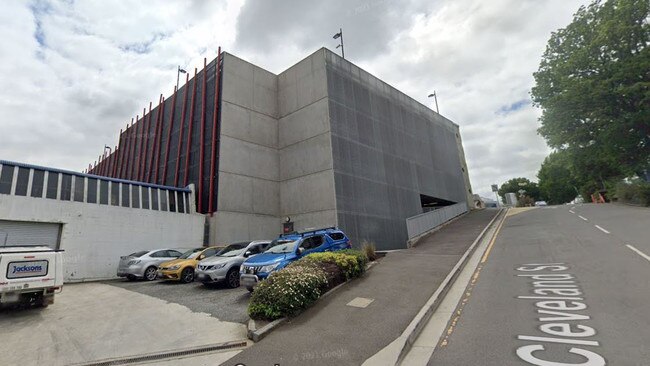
[
  {"x1": 123, "y1": 119, "x2": 134, "y2": 179},
  {"x1": 112, "y1": 135, "x2": 120, "y2": 178},
  {"x1": 183, "y1": 68, "x2": 198, "y2": 186},
  {"x1": 153, "y1": 95, "x2": 166, "y2": 184},
  {"x1": 174, "y1": 72, "x2": 190, "y2": 187},
  {"x1": 140, "y1": 102, "x2": 152, "y2": 181},
  {"x1": 161, "y1": 86, "x2": 178, "y2": 186},
  {"x1": 208, "y1": 48, "x2": 222, "y2": 213},
  {"x1": 198, "y1": 58, "x2": 207, "y2": 213},
  {"x1": 117, "y1": 128, "x2": 126, "y2": 178}
]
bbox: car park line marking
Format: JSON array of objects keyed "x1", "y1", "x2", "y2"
[
  {"x1": 594, "y1": 225, "x2": 610, "y2": 234},
  {"x1": 626, "y1": 245, "x2": 650, "y2": 263},
  {"x1": 569, "y1": 210, "x2": 575, "y2": 214},
  {"x1": 578, "y1": 215, "x2": 588, "y2": 221}
]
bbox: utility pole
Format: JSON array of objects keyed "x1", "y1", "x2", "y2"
[
  {"x1": 428, "y1": 92, "x2": 439, "y2": 113},
  {"x1": 333, "y1": 28, "x2": 345, "y2": 59},
  {"x1": 176, "y1": 66, "x2": 187, "y2": 91}
]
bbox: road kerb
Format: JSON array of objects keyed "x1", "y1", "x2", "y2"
[{"x1": 362, "y1": 208, "x2": 505, "y2": 366}]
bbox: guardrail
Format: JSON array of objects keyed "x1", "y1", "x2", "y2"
[{"x1": 406, "y1": 202, "x2": 468, "y2": 242}]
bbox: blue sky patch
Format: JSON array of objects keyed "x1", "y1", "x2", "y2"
[{"x1": 497, "y1": 99, "x2": 529, "y2": 115}]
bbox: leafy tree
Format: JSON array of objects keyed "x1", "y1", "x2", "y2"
[
  {"x1": 498, "y1": 178, "x2": 542, "y2": 203},
  {"x1": 531, "y1": 0, "x2": 650, "y2": 180},
  {"x1": 538, "y1": 151, "x2": 579, "y2": 204}
]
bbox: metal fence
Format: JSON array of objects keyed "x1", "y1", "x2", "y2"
[
  {"x1": 0, "y1": 160, "x2": 194, "y2": 214},
  {"x1": 406, "y1": 202, "x2": 468, "y2": 240}
]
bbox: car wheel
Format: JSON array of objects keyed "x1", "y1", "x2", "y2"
[
  {"x1": 180, "y1": 268, "x2": 195, "y2": 284},
  {"x1": 226, "y1": 268, "x2": 240, "y2": 288},
  {"x1": 126, "y1": 275, "x2": 136, "y2": 281},
  {"x1": 144, "y1": 266, "x2": 158, "y2": 281}
]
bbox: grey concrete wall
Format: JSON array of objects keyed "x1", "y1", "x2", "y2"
[
  {"x1": 277, "y1": 49, "x2": 337, "y2": 231},
  {"x1": 324, "y1": 49, "x2": 471, "y2": 250},
  {"x1": 212, "y1": 53, "x2": 281, "y2": 244}
]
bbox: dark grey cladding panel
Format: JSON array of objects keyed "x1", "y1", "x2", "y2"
[{"x1": 325, "y1": 54, "x2": 466, "y2": 250}]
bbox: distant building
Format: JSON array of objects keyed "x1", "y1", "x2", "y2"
[{"x1": 86, "y1": 48, "x2": 473, "y2": 250}]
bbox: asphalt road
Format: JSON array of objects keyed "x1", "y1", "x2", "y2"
[
  {"x1": 106, "y1": 277, "x2": 251, "y2": 324},
  {"x1": 428, "y1": 204, "x2": 650, "y2": 366}
]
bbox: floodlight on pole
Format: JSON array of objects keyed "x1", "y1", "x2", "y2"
[
  {"x1": 428, "y1": 92, "x2": 439, "y2": 113},
  {"x1": 176, "y1": 65, "x2": 187, "y2": 91},
  {"x1": 333, "y1": 28, "x2": 345, "y2": 59}
]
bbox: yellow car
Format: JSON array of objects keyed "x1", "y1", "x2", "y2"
[{"x1": 158, "y1": 246, "x2": 223, "y2": 283}]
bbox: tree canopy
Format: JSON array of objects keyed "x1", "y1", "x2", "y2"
[
  {"x1": 498, "y1": 178, "x2": 542, "y2": 203},
  {"x1": 537, "y1": 151, "x2": 579, "y2": 204},
  {"x1": 531, "y1": 0, "x2": 650, "y2": 183}
]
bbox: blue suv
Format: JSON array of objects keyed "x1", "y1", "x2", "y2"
[{"x1": 239, "y1": 227, "x2": 351, "y2": 292}]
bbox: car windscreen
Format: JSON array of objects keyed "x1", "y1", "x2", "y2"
[
  {"x1": 264, "y1": 239, "x2": 299, "y2": 254},
  {"x1": 179, "y1": 249, "x2": 202, "y2": 259},
  {"x1": 217, "y1": 244, "x2": 246, "y2": 257},
  {"x1": 129, "y1": 251, "x2": 148, "y2": 258}
]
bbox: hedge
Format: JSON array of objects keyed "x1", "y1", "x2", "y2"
[{"x1": 248, "y1": 250, "x2": 368, "y2": 320}]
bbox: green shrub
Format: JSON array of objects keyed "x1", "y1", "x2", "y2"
[
  {"x1": 616, "y1": 180, "x2": 650, "y2": 206},
  {"x1": 361, "y1": 240, "x2": 378, "y2": 261},
  {"x1": 301, "y1": 251, "x2": 367, "y2": 280},
  {"x1": 288, "y1": 257, "x2": 345, "y2": 288},
  {"x1": 248, "y1": 266, "x2": 328, "y2": 320}
]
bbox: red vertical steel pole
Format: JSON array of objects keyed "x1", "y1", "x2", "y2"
[
  {"x1": 98, "y1": 155, "x2": 103, "y2": 176},
  {"x1": 174, "y1": 73, "x2": 190, "y2": 187},
  {"x1": 198, "y1": 58, "x2": 208, "y2": 213},
  {"x1": 147, "y1": 96, "x2": 163, "y2": 183},
  {"x1": 111, "y1": 145, "x2": 118, "y2": 177},
  {"x1": 140, "y1": 103, "x2": 152, "y2": 181},
  {"x1": 153, "y1": 96, "x2": 166, "y2": 184},
  {"x1": 116, "y1": 129, "x2": 124, "y2": 178},
  {"x1": 134, "y1": 108, "x2": 145, "y2": 180},
  {"x1": 128, "y1": 116, "x2": 138, "y2": 180},
  {"x1": 183, "y1": 68, "x2": 198, "y2": 187},
  {"x1": 107, "y1": 150, "x2": 114, "y2": 178},
  {"x1": 208, "y1": 49, "x2": 222, "y2": 214},
  {"x1": 161, "y1": 86, "x2": 178, "y2": 186},
  {"x1": 112, "y1": 133, "x2": 121, "y2": 178},
  {"x1": 123, "y1": 119, "x2": 133, "y2": 179}
]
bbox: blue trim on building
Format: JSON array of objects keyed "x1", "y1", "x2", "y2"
[{"x1": 0, "y1": 160, "x2": 191, "y2": 193}]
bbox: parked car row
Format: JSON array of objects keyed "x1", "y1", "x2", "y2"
[{"x1": 116, "y1": 227, "x2": 352, "y2": 291}]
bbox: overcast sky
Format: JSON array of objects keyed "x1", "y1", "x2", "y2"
[{"x1": 0, "y1": 0, "x2": 590, "y2": 199}]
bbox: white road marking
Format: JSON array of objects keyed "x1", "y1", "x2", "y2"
[
  {"x1": 626, "y1": 245, "x2": 650, "y2": 263},
  {"x1": 594, "y1": 225, "x2": 610, "y2": 234},
  {"x1": 578, "y1": 215, "x2": 588, "y2": 221},
  {"x1": 569, "y1": 210, "x2": 575, "y2": 214}
]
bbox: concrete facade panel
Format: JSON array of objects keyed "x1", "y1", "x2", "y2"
[
  {"x1": 278, "y1": 97, "x2": 329, "y2": 149},
  {"x1": 210, "y1": 211, "x2": 279, "y2": 244},
  {"x1": 221, "y1": 102, "x2": 278, "y2": 149},
  {"x1": 279, "y1": 132, "x2": 333, "y2": 181},
  {"x1": 280, "y1": 169, "x2": 336, "y2": 216},
  {"x1": 219, "y1": 135, "x2": 279, "y2": 182}
]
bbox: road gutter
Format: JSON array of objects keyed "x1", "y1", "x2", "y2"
[{"x1": 362, "y1": 208, "x2": 505, "y2": 366}]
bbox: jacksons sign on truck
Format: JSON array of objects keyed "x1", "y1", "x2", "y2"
[{"x1": 515, "y1": 263, "x2": 606, "y2": 366}]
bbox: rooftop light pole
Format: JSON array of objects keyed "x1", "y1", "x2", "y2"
[
  {"x1": 333, "y1": 28, "x2": 345, "y2": 59},
  {"x1": 176, "y1": 65, "x2": 187, "y2": 91},
  {"x1": 428, "y1": 92, "x2": 439, "y2": 114},
  {"x1": 104, "y1": 145, "x2": 112, "y2": 155}
]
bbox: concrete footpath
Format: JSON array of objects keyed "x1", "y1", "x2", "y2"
[{"x1": 222, "y1": 209, "x2": 499, "y2": 366}]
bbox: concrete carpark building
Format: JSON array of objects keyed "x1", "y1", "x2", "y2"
[
  {"x1": 0, "y1": 48, "x2": 473, "y2": 283},
  {"x1": 84, "y1": 47, "x2": 473, "y2": 251}
]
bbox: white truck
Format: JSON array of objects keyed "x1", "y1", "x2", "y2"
[{"x1": 0, "y1": 246, "x2": 64, "y2": 308}]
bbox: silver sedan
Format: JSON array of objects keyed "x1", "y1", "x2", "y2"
[
  {"x1": 117, "y1": 249, "x2": 183, "y2": 281},
  {"x1": 196, "y1": 240, "x2": 270, "y2": 288}
]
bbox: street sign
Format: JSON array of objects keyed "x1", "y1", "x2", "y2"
[{"x1": 491, "y1": 184, "x2": 498, "y2": 192}]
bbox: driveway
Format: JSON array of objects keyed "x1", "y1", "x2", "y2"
[
  {"x1": 0, "y1": 282, "x2": 248, "y2": 366},
  {"x1": 106, "y1": 278, "x2": 251, "y2": 324}
]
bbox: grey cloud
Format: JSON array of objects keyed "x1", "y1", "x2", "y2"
[{"x1": 235, "y1": 0, "x2": 428, "y2": 60}]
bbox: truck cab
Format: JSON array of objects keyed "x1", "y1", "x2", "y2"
[{"x1": 0, "y1": 246, "x2": 64, "y2": 308}]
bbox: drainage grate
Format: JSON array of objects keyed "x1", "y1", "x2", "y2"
[{"x1": 75, "y1": 340, "x2": 248, "y2": 366}]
